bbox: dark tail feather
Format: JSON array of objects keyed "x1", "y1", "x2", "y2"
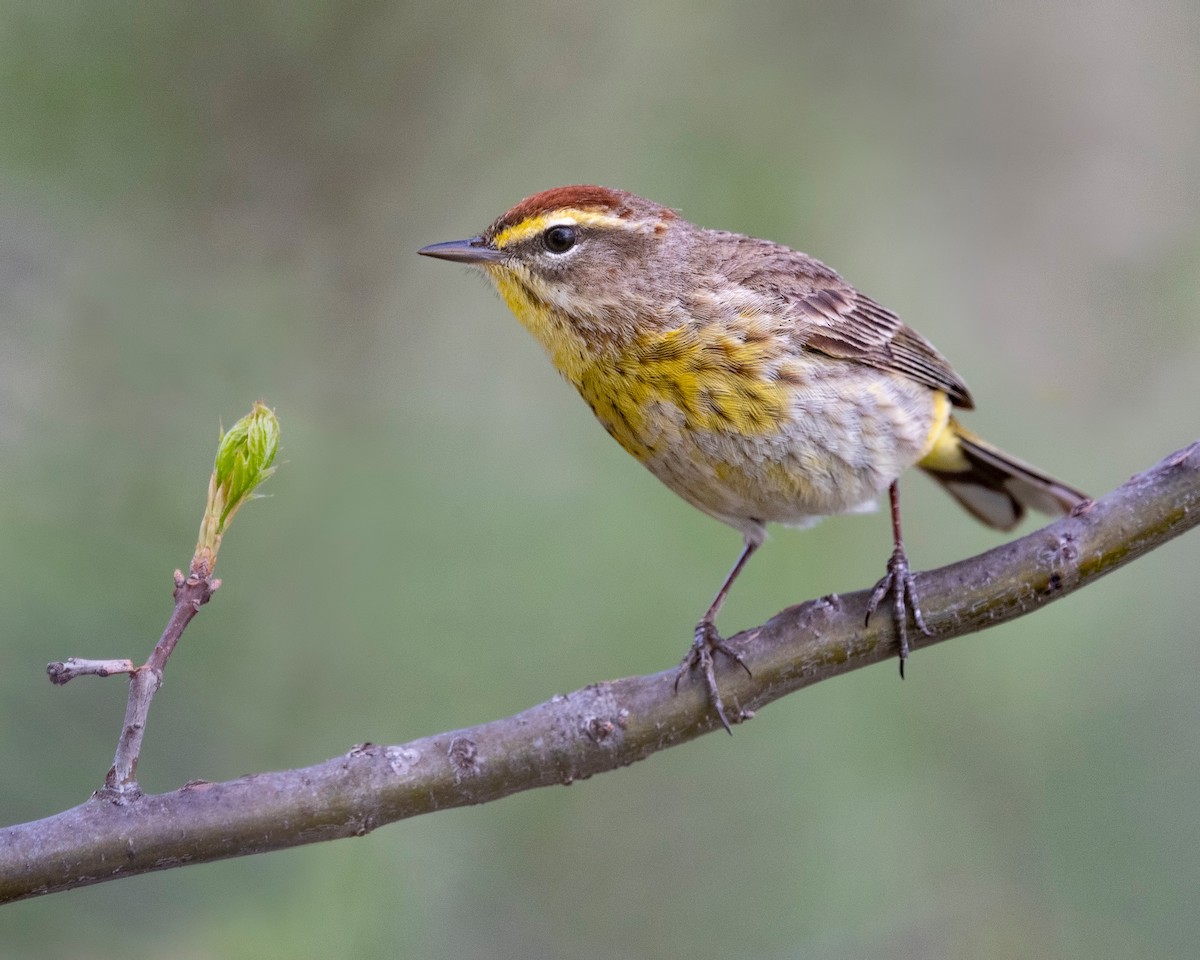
[{"x1": 920, "y1": 418, "x2": 1088, "y2": 531}]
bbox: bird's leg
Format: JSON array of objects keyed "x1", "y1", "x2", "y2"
[
  {"x1": 676, "y1": 537, "x2": 758, "y2": 733},
  {"x1": 865, "y1": 481, "x2": 931, "y2": 676}
]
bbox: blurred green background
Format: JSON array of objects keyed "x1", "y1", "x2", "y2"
[{"x1": 2, "y1": 1, "x2": 1198, "y2": 957}]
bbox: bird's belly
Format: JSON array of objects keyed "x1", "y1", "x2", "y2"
[{"x1": 618, "y1": 371, "x2": 942, "y2": 529}]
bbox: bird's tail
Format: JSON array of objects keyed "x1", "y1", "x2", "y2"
[{"x1": 918, "y1": 417, "x2": 1087, "y2": 531}]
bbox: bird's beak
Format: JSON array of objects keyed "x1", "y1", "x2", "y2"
[{"x1": 417, "y1": 237, "x2": 504, "y2": 264}]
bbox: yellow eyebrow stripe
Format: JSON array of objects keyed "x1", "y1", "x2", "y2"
[{"x1": 492, "y1": 210, "x2": 645, "y2": 249}]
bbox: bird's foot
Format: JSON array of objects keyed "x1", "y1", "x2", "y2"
[
  {"x1": 674, "y1": 620, "x2": 752, "y2": 734},
  {"x1": 865, "y1": 545, "x2": 931, "y2": 677}
]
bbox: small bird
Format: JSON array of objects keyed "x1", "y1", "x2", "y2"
[{"x1": 420, "y1": 185, "x2": 1086, "y2": 730}]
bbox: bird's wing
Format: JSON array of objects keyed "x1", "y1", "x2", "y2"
[
  {"x1": 788, "y1": 282, "x2": 974, "y2": 408},
  {"x1": 726, "y1": 238, "x2": 974, "y2": 409}
]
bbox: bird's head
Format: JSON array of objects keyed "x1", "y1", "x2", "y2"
[{"x1": 419, "y1": 186, "x2": 691, "y2": 344}]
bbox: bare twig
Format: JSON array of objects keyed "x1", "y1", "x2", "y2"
[
  {"x1": 3, "y1": 440, "x2": 1197, "y2": 905},
  {"x1": 99, "y1": 570, "x2": 220, "y2": 797},
  {"x1": 45, "y1": 659, "x2": 136, "y2": 685},
  {"x1": 45, "y1": 568, "x2": 219, "y2": 799}
]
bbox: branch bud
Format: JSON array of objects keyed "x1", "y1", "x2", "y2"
[{"x1": 194, "y1": 402, "x2": 280, "y2": 575}]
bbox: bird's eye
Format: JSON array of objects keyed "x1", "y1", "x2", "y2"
[{"x1": 543, "y1": 225, "x2": 577, "y2": 254}]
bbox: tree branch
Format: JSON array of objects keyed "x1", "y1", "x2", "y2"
[{"x1": 3, "y1": 440, "x2": 1197, "y2": 904}]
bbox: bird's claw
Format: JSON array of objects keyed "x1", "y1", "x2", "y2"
[
  {"x1": 865, "y1": 546, "x2": 931, "y2": 677},
  {"x1": 674, "y1": 621, "x2": 751, "y2": 734}
]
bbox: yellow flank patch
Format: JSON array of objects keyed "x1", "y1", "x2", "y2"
[
  {"x1": 917, "y1": 393, "x2": 969, "y2": 472},
  {"x1": 492, "y1": 210, "x2": 642, "y2": 250},
  {"x1": 576, "y1": 324, "x2": 790, "y2": 461}
]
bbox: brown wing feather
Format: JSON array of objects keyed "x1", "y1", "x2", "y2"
[
  {"x1": 725, "y1": 236, "x2": 974, "y2": 408},
  {"x1": 793, "y1": 285, "x2": 973, "y2": 408}
]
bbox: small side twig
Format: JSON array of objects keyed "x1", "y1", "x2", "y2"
[
  {"x1": 46, "y1": 566, "x2": 219, "y2": 800},
  {"x1": 46, "y1": 659, "x2": 137, "y2": 685}
]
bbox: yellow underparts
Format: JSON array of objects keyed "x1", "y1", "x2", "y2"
[
  {"x1": 916, "y1": 393, "x2": 968, "y2": 472},
  {"x1": 580, "y1": 325, "x2": 791, "y2": 461},
  {"x1": 492, "y1": 269, "x2": 789, "y2": 462}
]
